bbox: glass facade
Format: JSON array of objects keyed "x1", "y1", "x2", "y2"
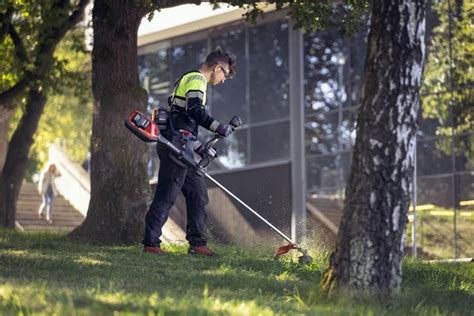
[
  {"x1": 138, "y1": 4, "x2": 472, "y2": 259},
  {"x1": 304, "y1": 28, "x2": 366, "y2": 196},
  {"x1": 138, "y1": 17, "x2": 290, "y2": 171}
]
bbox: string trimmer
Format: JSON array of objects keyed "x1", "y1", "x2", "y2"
[{"x1": 125, "y1": 109, "x2": 313, "y2": 264}]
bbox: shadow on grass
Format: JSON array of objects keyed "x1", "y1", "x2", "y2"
[
  {"x1": 399, "y1": 261, "x2": 474, "y2": 315},
  {"x1": 1, "y1": 230, "x2": 472, "y2": 315},
  {"x1": 0, "y1": 231, "x2": 323, "y2": 314}
]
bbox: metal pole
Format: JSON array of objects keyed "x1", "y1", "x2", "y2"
[
  {"x1": 205, "y1": 173, "x2": 295, "y2": 244},
  {"x1": 337, "y1": 57, "x2": 346, "y2": 198},
  {"x1": 412, "y1": 138, "x2": 417, "y2": 258},
  {"x1": 288, "y1": 19, "x2": 307, "y2": 243},
  {"x1": 447, "y1": 0, "x2": 457, "y2": 259}
]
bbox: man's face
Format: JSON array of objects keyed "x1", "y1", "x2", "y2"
[{"x1": 210, "y1": 63, "x2": 230, "y2": 85}]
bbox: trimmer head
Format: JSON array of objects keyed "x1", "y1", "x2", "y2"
[
  {"x1": 274, "y1": 243, "x2": 313, "y2": 265},
  {"x1": 297, "y1": 248, "x2": 313, "y2": 265}
]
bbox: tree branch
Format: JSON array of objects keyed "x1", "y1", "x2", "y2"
[
  {"x1": 8, "y1": 23, "x2": 29, "y2": 65},
  {"x1": 0, "y1": 5, "x2": 13, "y2": 42},
  {"x1": 36, "y1": 0, "x2": 89, "y2": 61},
  {"x1": 0, "y1": 0, "x2": 89, "y2": 108}
]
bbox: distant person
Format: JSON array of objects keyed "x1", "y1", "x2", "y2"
[
  {"x1": 81, "y1": 151, "x2": 91, "y2": 173},
  {"x1": 38, "y1": 163, "x2": 60, "y2": 224},
  {"x1": 142, "y1": 49, "x2": 236, "y2": 256}
]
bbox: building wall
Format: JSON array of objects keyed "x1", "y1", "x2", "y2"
[{"x1": 163, "y1": 163, "x2": 292, "y2": 248}]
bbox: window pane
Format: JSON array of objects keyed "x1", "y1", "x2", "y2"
[
  {"x1": 305, "y1": 109, "x2": 357, "y2": 155},
  {"x1": 138, "y1": 49, "x2": 171, "y2": 109},
  {"x1": 340, "y1": 109, "x2": 358, "y2": 150},
  {"x1": 169, "y1": 40, "x2": 208, "y2": 85},
  {"x1": 210, "y1": 27, "x2": 248, "y2": 123},
  {"x1": 250, "y1": 121, "x2": 290, "y2": 164},
  {"x1": 248, "y1": 20, "x2": 289, "y2": 123},
  {"x1": 304, "y1": 28, "x2": 367, "y2": 115},
  {"x1": 305, "y1": 111, "x2": 339, "y2": 155},
  {"x1": 208, "y1": 128, "x2": 248, "y2": 171},
  {"x1": 347, "y1": 29, "x2": 367, "y2": 107},
  {"x1": 306, "y1": 153, "x2": 352, "y2": 197}
]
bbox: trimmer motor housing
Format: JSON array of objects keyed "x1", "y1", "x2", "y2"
[{"x1": 124, "y1": 110, "x2": 160, "y2": 142}]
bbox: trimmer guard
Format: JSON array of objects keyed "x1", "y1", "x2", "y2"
[
  {"x1": 274, "y1": 243, "x2": 299, "y2": 258},
  {"x1": 124, "y1": 110, "x2": 159, "y2": 142}
]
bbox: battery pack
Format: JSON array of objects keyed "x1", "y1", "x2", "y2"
[{"x1": 124, "y1": 110, "x2": 159, "y2": 142}]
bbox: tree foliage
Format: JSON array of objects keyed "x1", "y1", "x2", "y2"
[
  {"x1": 143, "y1": 1, "x2": 369, "y2": 34},
  {"x1": 9, "y1": 27, "x2": 92, "y2": 178},
  {"x1": 0, "y1": 0, "x2": 88, "y2": 108},
  {"x1": 421, "y1": 0, "x2": 473, "y2": 156}
]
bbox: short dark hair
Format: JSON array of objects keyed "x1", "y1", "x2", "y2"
[{"x1": 204, "y1": 48, "x2": 236, "y2": 78}]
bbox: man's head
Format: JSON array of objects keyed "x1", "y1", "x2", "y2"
[{"x1": 201, "y1": 48, "x2": 236, "y2": 85}]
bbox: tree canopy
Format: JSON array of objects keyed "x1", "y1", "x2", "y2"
[
  {"x1": 8, "y1": 27, "x2": 92, "y2": 178},
  {"x1": 0, "y1": 0, "x2": 88, "y2": 108}
]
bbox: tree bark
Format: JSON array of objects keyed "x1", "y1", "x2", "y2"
[
  {"x1": 0, "y1": 89, "x2": 47, "y2": 228},
  {"x1": 321, "y1": 0, "x2": 426, "y2": 298},
  {"x1": 68, "y1": 0, "x2": 150, "y2": 244},
  {"x1": 0, "y1": 108, "x2": 14, "y2": 170}
]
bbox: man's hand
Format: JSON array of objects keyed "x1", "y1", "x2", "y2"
[{"x1": 216, "y1": 124, "x2": 235, "y2": 137}]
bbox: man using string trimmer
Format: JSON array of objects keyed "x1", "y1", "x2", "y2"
[
  {"x1": 141, "y1": 49, "x2": 236, "y2": 256},
  {"x1": 126, "y1": 50, "x2": 312, "y2": 264}
]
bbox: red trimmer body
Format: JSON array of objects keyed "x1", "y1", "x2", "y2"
[{"x1": 124, "y1": 110, "x2": 159, "y2": 142}]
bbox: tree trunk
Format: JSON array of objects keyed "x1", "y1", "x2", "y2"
[
  {"x1": 0, "y1": 107, "x2": 14, "y2": 170},
  {"x1": 321, "y1": 0, "x2": 426, "y2": 298},
  {"x1": 68, "y1": 0, "x2": 150, "y2": 244},
  {"x1": 0, "y1": 89, "x2": 47, "y2": 227}
]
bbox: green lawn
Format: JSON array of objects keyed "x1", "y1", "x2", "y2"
[
  {"x1": 405, "y1": 207, "x2": 474, "y2": 258},
  {"x1": 0, "y1": 230, "x2": 473, "y2": 315}
]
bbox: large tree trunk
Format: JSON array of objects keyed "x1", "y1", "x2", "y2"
[
  {"x1": 321, "y1": 0, "x2": 426, "y2": 297},
  {"x1": 0, "y1": 89, "x2": 47, "y2": 227},
  {"x1": 68, "y1": 0, "x2": 150, "y2": 244}
]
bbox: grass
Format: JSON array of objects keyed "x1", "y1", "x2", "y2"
[
  {"x1": 405, "y1": 207, "x2": 474, "y2": 258},
  {"x1": 0, "y1": 230, "x2": 473, "y2": 315}
]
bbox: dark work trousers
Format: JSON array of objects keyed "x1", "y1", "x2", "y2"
[{"x1": 142, "y1": 141, "x2": 209, "y2": 247}]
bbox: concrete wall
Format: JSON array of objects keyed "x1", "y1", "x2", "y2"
[{"x1": 156, "y1": 163, "x2": 292, "y2": 247}]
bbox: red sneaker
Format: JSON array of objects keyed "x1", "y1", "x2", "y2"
[
  {"x1": 143, "y1": 246, "x2": 165, "y2": 255},
  {"x1": 188, "y1": 245, "x2": 215, "y2": 257}
]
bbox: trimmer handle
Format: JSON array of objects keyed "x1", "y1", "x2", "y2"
[{"x1": 229, "y1": 115, "x2": 243, "y2": 128}]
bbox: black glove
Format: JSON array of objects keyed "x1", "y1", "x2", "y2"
[{"x1": 216, "y1": 124, "x2": 235, "y2": 137}]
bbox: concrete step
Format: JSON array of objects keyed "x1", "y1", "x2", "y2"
[
  {"x1": 16, "y1": 209, "x2": 83, "y2": 216},
  {"x1": 18, "y1": 218, "x2": 82, "y2": 226},
  {"x1": 20, "y1": 224, "x2": 75, "y2": 231},
  {"x1": 17, "y1": 182, "x2": 85, "y2": 232},
  {"x1": 17, "y1": 198, "x2": 73, "y2": 204},
  {"x1": 307, "y1": 197, "x2": 344, "y2": 229},
  {"x1": 17, "y1": 213, "x2": 84, "y2": 222}
]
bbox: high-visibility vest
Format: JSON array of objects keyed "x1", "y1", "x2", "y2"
[{"x1": 169, "y1": 70, "x2": 207, "y2": 110}]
